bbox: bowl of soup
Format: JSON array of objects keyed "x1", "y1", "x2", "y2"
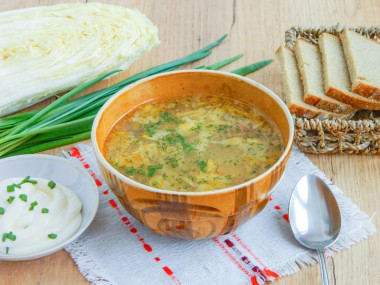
[{"x1": 92, "y1": 70, "x2": 294, "y2": 240}]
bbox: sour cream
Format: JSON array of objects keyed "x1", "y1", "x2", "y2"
[{"x1": 0, "y1": 177, "x2": 82, "y2": 255}]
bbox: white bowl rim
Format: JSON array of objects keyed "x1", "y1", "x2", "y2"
[
  {"x1": 0, "y1": 154, "x2": 99, "y2": 261},
  {"x1": 91, "y1": 69, "x2": 294, "y2": 196}
]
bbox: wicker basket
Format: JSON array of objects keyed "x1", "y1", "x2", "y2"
[{"x1": 284, "y1": 24, "x2": 380, "y2": 154}]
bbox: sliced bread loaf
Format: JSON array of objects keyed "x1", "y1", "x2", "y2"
[
  {"x1": 319, "y1": 33, "x2": 380, "y2": 110},
  {"x1": 276, "y1": 46, "x2": 353, "y2": 119},
  {"x1": 293, "y1": 39, "x2": 357, "y2": 114},
  {"x1": 340, "y1": 30, "x2": 380, "y2": 100}
]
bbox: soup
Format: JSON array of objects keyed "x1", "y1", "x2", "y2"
[{"x1": 104, "y1": 95, "x2": 283, "y2": 192}]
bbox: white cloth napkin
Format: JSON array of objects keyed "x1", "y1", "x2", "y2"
[{"x1": 61, "y1": 144, "x2": 376, "y2": 285}]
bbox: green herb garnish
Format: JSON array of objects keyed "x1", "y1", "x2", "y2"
[
  {"x1": 5, "y1": 247, "x2": 9, "y2": 254},
  {"x1": 144, "y1": 121, "x2": 161, "y2": 137},
  {"x1": 21, "y1": 176, "x2": 37, "y2": 185},
  {"x1": 160, "y1": 112, "x2": 180, "y2": 123},
  {"x1": 0, "y1": 207, "x2": 4, "y2": 215},
  {"x1": 147, "y1": 164, "x2": 163, "y2": 177},
  {"x1": 6, "y1": 185, "x2": 15, "y2": 192},
  {"x1": 48, "y1": 180, "x2": 56, "y2": 189},
  {"x1": 7, "y1": 232, "x2": 16, "y2": 241},
  {"x1": 7, "y1": 183, "x2": 22, "y2": 192},
  {"x1": 48, "y1": 233, "x2": 57, "y2": 239},
  {"x1": 2, "y1": 232, "x2": 16, "y2": 242},
  {"x1": 7, "y1": 196, "x2": 15, "y2": 204},
  {"x1": 191, "y1": 123, "x2": 203, "y2": 133},
  {"x1": 19, "y1": 194, "x2": 27, "y2": 202},
  {"x1": 29, "y1": 201, "x2": 38, "y2": 211},
  {"x1": 197, "y1": 161, "x2": 207, "y2": 173},
  {"x1": 165, "y1": 156, "x2": 179, "y2": 168},
  {"x1": 125, "y1": 166, "x2": 145, "y2": 176},
  {"x1": 41, "y1": 208, "x2": 49, "y2": 214},
  {"x1": 217, "y1": 125, "x2": 230, "y2": 134},
  {"x1": 166, "y1": 134, "x2": 194, "y2": 152},
  {"x1": 125, "y1": 167, "x2": 137, "y2": 175}
]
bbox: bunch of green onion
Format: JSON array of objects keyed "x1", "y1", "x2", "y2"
[{"x1": 0, "y1": 35, "x2": 272, "y2": 158}]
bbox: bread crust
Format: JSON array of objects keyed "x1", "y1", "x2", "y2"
[
  {"x1": 326, "y1": 86, "x2": 380, "y2": 110},
  {"x1": 352, "y1": 81, "x2": 380, "y2": 101},
  {"x1": 288, "y1": 103, "x2": 354, "y2": 119},
  {"x1": 304, "y1": 93, "x2": 357, "y2": 113}
]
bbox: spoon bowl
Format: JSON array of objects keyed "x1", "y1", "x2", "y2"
[{"x1": 289, "y1": 174, "x2": 341, "y2": 284}]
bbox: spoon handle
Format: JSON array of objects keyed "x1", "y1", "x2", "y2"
[{"x1": 317, "y1": 249, "x2": 330, "y2": 285}]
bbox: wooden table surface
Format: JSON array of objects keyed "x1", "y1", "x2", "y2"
[{"x1": 0, "y1": 0, "x2": 379, "y2": 284}]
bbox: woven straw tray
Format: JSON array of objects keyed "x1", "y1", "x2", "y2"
[{"x1": 283, "y1": 24, "x2": 380, "y2": 155}]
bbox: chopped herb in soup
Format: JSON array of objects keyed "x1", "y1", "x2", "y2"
[{"x1": 104, "y1": 95, "x2": 283, "y2": 192}]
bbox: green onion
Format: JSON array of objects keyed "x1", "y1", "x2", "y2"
[
  {"x1": 2, "y1": 131, "x2": 91, "y2": 157},
  {"x1": 29, "y1": 201, "x2": 38, "y2": 211},
  {"x1": 21, "y1": 176, "x2": 37, "y2": 185},
  {"x1": 6, "y1": 247, "x2": 9, "y2": 254},
  {"x1": 0, "y1": 116, "x2": 94, "y2": 144},
  {"x1": 7, "y1": 196, "x2": 15, "y2": 204},
  {"x1": 147, "y1": 164, "x2": 163, "y2": 177},
  {"x1": 197, "y1": 161, "x2": 208, "y2": 173},
  {"x1": 2, "y1": 232, "x2": 16, "y2": 242},
  {"x1": 231, "y1": 59, "x2": 273, "y2": 76},
  {"x1": 7, "y1": 232, "x2": 16, "y2": 241},
  {"x1": 7, "y1": 184, "x2": 21, "y2": 192},
  {"x1": 48, "y1": 180, "x2": 56, "y2": 189},
  {"x1": 48, "y1": 233, "x2": 57, "y2": 239},
  {"x1": 204, "y1": 54, "x2": 243, "y2": 70},
  {"x1": 41, "y1": 208, "x2": 49, "y2": 214},
  {"x1": 6, "y1": 185, "x2": 15, "y2": 192},
  {"x1": 19, "y1": 194, "x2": 27, "y2": 202},
  {"x1": 0, "y1": 207, "x2": 4, "y2": 215}
]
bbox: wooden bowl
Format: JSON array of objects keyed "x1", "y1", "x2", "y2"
[{"x1": 92, "y1": 70, "x2": 294, "y2": 240}]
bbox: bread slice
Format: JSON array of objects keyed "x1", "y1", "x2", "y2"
[
  {"x1": 319, "y1": 33, "x2": 380, "y2": 110},
  {"x1": 276, "y1": 46, "x2": 354, "y2": 119},
  {"x1": 340, "y1": 30, "x2": 380, "y2": 100},
  {"x1": 293, "y1": 39, "x2": 357, "y2": 114}
]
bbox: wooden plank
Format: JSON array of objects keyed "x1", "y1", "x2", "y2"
[{"x1": 0, "y1": 0, "x2": 378, "y2": 284}]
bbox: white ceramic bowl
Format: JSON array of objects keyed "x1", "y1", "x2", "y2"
[{"x1": 0, "y1": 154, "x2": 99, "y2": 261}]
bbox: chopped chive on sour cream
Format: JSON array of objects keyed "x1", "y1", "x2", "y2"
[
  {"x1": 19, "y1": 194, "x2": 27, "y2": 202},
  {"x1": 29, "y1": 201, "x2": 38, "y2": 211},
  {"x1": 48, "y1": 233, "x2": 57, "y2": 239},
  {"x1": 0, "y1": 176, "x2": 82, "y2": 255},
  {"x1": 48, "y1": 180, "x2": 56, "y2": 189}
]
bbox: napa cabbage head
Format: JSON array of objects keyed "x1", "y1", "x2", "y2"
[{"x1": 0, "y1": 3, "x2": 159, "y2": 116}]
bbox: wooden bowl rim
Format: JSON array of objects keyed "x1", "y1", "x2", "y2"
[{"x1": 91, "y1": 69, "x2": 294, "y2": 196}]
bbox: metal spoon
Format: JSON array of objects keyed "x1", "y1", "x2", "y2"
[{"x1": 288, "y1": 174, "x2": 341, "y2": 285}]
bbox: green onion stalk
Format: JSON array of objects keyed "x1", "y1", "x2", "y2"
[{"x1": 0, "y1": 34, "x2": 272, "y2": 158}]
